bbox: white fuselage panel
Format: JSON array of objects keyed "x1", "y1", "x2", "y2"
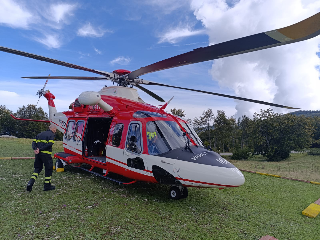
[{"x1": 99, "y1": 86, "x2": 144, "y2": 102}]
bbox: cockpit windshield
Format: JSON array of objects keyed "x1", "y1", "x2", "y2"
[
  {"x1": 179, "y1": 121, "x2": 203, "y2": 147},
  {"x1": 146, "y1": 121, "x2": 185, "y2": 155}
]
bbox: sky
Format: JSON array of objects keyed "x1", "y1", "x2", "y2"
[{"x1": 0, "y1": 0, "x2": 320, "y2": 121}]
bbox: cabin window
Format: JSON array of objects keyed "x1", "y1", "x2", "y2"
[
  {"x1": 74, "y1": 120, "x2": 85, "y2": 142},
  {"x1": 112, "y1": 124, "x2": 124, "y2": 147},
  {"x1": 65, "y1": 120, "x2": 76, "y2": 141},
  {"x1": 133, "y1": 111, "x2": 167, "y2": 118},
  {"x1": 125, "y1": 122, "x2": 142, "y2": 154},
  {"x1": 146, "y1": 121, "x2": 185, "y2": 155}
]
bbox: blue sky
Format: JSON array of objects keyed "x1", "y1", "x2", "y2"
[{"x1": 1, "y1": 0, "x2": 320, "y2": 120}]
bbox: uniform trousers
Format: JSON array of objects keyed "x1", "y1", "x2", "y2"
[{"x1": 34, "y1": 152, "x2": 53, "y2": 178}]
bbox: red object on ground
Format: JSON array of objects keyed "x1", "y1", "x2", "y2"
[
  {"x1": 259, "y1": 235, "x2": 278, "y2": 240},
  {"x1": 314, "y1": 198, "x2": 320, "y2": 205}
]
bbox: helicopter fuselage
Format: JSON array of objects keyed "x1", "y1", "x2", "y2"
[{"x1": 49, "y1": 86, "x2": 245, "y2": 192}]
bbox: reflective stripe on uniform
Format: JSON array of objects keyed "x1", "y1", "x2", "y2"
[
  {"x1": 41, "y1": 151, "x2": 52, "y2": 154},
  {"x1": 35, "y1": 140, "x2": 55, "y2": 143},
  {"x1": 147, "y1": 131, "x2": 157, "y2": 140},
  {"x1": 44, "y1": 176, "x2": 52, "y2": 183},
  {"x1": 37, "y1": 140, "x2": 48, "y2": 143},
  {"x1": 31, "y1": 172, "x2": 39, "y2": 180}
]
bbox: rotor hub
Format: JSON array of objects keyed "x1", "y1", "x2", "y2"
[{"x1": 113, "y1": 69, "x2": 131, "y2": 76}]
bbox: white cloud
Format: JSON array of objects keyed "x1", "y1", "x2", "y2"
[
  {"x1": 159, "y1": 26, "x2": 205, "y2": 43},
  {"x1": 0, "y1": 0, "x2": 34, "y2": 28},
  {"x1": 0, "y1": 90, "x2": 18, "y2": 98},
  {"x1": 0, "y1": 90, "x2": 38, "y2": 112},
  {"x1": 34, "y1": 34, "x2": 61, "y2": 48},
  {"x1": 77, "y1": 23, "x2": 110, "y2": 38},
  {"x1": 50, "y1": 3, "x2": 76, "y2": 23},
  {"x1": 94, "y1": 47, "x2": 102, "y2": 55},
  {"x1": 0, "y1": 1, "x2": 77, "y2": 48},
  {"x1": 110, "y1": 56, "x2": 131, "y2": 65},
  {"x1": 190, "y1": 0, "x2": 320, "y2": 118},
  {"x1": 143, "y1": 0, "x2": 190, "y2": 14}
]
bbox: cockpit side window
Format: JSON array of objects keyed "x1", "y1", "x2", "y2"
[
  {"x1": 146, "y1": 121, "x2": 170, "y2": 155},
  {"x1": 146, "y1": 121, "x2": 185, "y2": 155},
  {"x1": 112, "y1": 124, "x2": 124, "y2": 147},
  {"x1": 125, "y1": 122, "x2": 142, "y2": 154}
]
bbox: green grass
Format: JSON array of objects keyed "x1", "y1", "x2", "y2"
[
  {"x1": 228, "y1": 154, "x2": 320, "y2": 182},
  {"x1": 0, "y1": 138, "x2": 320, "y2": 239},
  {"x1": 0, "y1": 138, "x2": 64, "y2": 157}
]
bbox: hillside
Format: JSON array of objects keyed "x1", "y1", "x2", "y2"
[{"x1": 289, "y1": 110, "x2": 320, "y2": 117}]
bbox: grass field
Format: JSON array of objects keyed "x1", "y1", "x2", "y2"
[
  {"x1": 0, "y1": 138, "x2": 319, "y2": 239},
  {"x1": 227, "y1": 154, "x2": 320, "y2": 183}
]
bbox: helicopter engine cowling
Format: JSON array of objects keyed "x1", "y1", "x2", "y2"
[{"x1": 78, "y1": 91, "x2": 113, "y2": 112}]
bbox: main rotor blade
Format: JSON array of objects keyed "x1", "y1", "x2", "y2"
[
  {"x1": 135, "y1": 84, "x2": 165, "y2": 102},
  {"x1": 142, "y1": 81, "x2": 299, "y2": 109},
  {"x1": 128, "y1": 12, "x2": 320, "y2": 79},
  {"x1": 0, "y1": 46, "x2": 113, "y2": 77},
  {"x1": 22, "y1": 76, "x2": 109, "y2": 80}
]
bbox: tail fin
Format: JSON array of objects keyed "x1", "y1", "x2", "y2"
[
  {"x1": 43, "y1": 90, "x2": 67, "y2": 134},
  {"x1": 43, "y1": 90, "x2": 57, "y2": 121}
]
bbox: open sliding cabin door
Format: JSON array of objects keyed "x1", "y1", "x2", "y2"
[{"x1": 82, "y1": 117, "x2": 113, "y2": 158}]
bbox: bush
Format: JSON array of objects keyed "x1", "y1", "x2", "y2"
[
  {"x1": 266, "y1": 148, "x2": 290, "y2": 161},
  {"x1": 231, "y1": 148, "x2": 250, "y2": 160},
  {"x1": 308, "y1": 148, "x2": 320, "y2": 155}
]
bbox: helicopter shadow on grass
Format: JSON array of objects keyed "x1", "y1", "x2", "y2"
[{"x1": 61, "y1": 163, "x2": 226, "y2": 206}]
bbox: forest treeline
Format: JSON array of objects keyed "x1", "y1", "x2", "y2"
[
  {"x1": 0, "y1": 105, "x2": 63, "y2": 140},
  {"x1": 1, "y1": 105, "x2": 320, "y2": 161},
  {"x1": 172, "y1": 108, "x2": 320, "y2": 161}
]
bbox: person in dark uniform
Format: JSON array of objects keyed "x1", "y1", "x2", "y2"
[{"x1": 27, "y1": 124, "x2": 57, "y2": 192}]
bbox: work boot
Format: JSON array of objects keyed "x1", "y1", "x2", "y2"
[
  {"x1": 26, "y1": 179, "x2": 35, "y2": 192},
  {"x1": 43, "y1": 183, "x2": 55, "y2": 191}
]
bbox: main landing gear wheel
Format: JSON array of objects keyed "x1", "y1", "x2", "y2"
[{"x1": 169, "y1": 186, "x2": 188, "y2": 200}]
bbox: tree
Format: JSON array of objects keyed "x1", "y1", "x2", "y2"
[
  {"x1": 170, "y1": 108, "x2": 186, "y2": 118},
  {"x1": 0, "y1": 105, "x2": 16, "y2": 136},
  {"x1": 213, "y1": 110, "x2": 235, "y2": 152},
  {"x1": 252, "y1": 109, "x2": 312, "y2": 161},
  {"x1": 193, "y1": 109, "x2": 214, "y2": 148},
  {"x1": 14, "y1": 105, "x2": 49, "y2": 139},
  {"x1": 309, "y1": 116, "x2": 320, "y2": 148},
  {"x1": 237, "y1": 115, "x2": 253, "y2": 150}
]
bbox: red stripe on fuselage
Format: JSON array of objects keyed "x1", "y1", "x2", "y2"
[
  {"x1": 176, "y1": 177, "x2": 239, "y2": 188},
  {"x1": 51, "y1": 121, "x2": 66, "y2": 131},
  {"x1": 63, "y1": 142, "x2": 81, "y2": 153}
]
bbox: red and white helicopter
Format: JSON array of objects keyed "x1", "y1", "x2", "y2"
[{"x1": 2, "y1": 12, "x2": 320, "y2": 199}]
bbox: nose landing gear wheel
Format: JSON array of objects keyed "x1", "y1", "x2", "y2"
[{"x1": 169, "y1": 186, "x2": 188, "y2": 200}]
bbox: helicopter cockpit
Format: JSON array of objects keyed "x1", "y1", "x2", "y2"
[
  {"x1": 146, "y1": 120, "x2": 185, "y2": 155},
  {"x1": 131, "y1": 110, "x2": 202, "y2": 155}
]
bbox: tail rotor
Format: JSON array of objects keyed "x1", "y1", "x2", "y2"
[{"x1": 36, "y1": 74, "x2": 50, "y2": 106}]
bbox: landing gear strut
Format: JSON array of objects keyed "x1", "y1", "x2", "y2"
[{"x1": 169, "y1": 186, "x2": 188, "y2": 200}]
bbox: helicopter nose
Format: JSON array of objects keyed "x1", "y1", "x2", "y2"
[
  {"x1": 214, "y1": 167, "x2": 245, "y2": 187},
  {"x1": 160, "y1": 147, "x2": 245, "y2": 188},
  {"x1": 174, "y1": 162, "x2": 245, "y2": 188}
]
